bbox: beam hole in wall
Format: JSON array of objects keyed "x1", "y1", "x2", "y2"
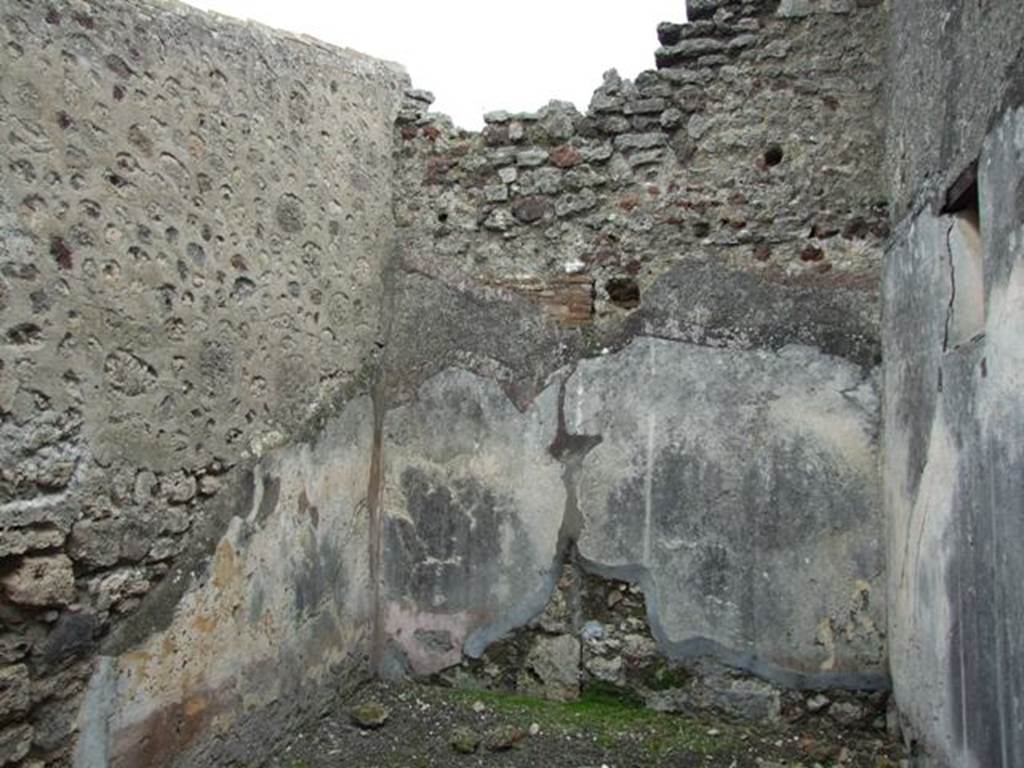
[
  {"x1": 940, "y1": 162, "x2": 985, "y2": 351},
  {"x1": 49, "y1": 236, "x2": 73, "y2": 270},
  {"x1": 763, "y1": 144, "x2": 784, "y2": 167},
  {"x1": 605, "y1": 276, "x2": 641, "y2": 309}
]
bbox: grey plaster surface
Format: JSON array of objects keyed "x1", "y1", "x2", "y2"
[
  {"x1": 887, "y1": 0, "x2": 1024, "y2": 219},
  {"x1": 568, "y1": 337, "x2": 886, "y2": 689},
  {"x1": 381, "y1": 369, "x2": 565, "y2": 674},
  {"x1": 884, "y1": 106, "x2": 1024, "y2": 768}
]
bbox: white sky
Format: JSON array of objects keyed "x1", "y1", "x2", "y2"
[{"x1": 182, "y1": 1, "x2": 688, "y2": 129}]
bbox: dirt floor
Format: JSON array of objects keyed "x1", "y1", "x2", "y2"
[{"x1": 267, "y1": 681, "x2": 905, "y2": 768}]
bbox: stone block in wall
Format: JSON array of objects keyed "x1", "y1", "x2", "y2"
[
  {"x1": 776, "y1": 0, "x2": 811, "y2": 15},
  {"x1": 0, "y1": 527, "x2": 65, "y2": 559},
  {"x1": 0, "y1": 637, "x2": 30, "y2": 668},
  {"x1": 40, "y1": 612, "x2": 96, "y2": 668},
  {"x1": 516, "y1": 148, "x2": 549, "y2": 167},
  {"x1": 1, "y1": 555, "x2": 76, "y2": 607},
  {"x1": 657, "y1": 22, "x2": 686, "y2": 46},
  {"x1": 777, "y1": 0, "x2": 855, "y2": 17},
  {"x1": 655, "y1": 38, "x2": 727, "y2": 68},
  {"x1": 511, "y1": 196, "x2": 553, "y2": 223},
  {"x1": 0, "y1": 665, "x2": 30, "y2": 724},
  {"x1": 0, "y1": 723, "x2": 33, "y2": 766},
  {"x1": 648, "y1": 660, "x2": 783, "y2": 723},
  {"x1": 614, "y1": 132, "x2": 667, "y2": 151},
  {"x1": 521, "y1": 635, "x2": 581, "y2": 702},
  {"x1": 549, "y1": 145, "x2": 584, "y2": 168},
  {"x1": 68, "y1": 517, "x2": 154, "y2": 569},
  {"x1": 686, "y1": 0, "x2": 725, "y2": 21},
  {"x1": 29, "y1": 693, "x2": 79, "y2": 753}
]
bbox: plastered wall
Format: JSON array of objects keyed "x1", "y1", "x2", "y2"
[
  {"x1": 884, "y1": 1, "x2": 1024, "y2": 764},
  {"x1": 379, "y1": 0, "x2": 889, "y2": 698}
]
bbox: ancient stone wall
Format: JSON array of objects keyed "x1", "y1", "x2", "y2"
[
  {"x1": 393, "y1": 0, "x2": 887, "y2": 354},
  {"x1": 0, "y1": 0, "x2": 908, "y2": 765},
  {"x1": 379, "y1": 0, "x2": 889, "y2": 707},
  {"x1": 0, "y1": 0, "x2": 406, "y2": 765},
  {"x1": 883, "y1": 1, "x2": 1024, "y2": 765}
]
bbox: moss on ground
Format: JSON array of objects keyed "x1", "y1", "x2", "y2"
[
  {"x1": 449, "y1": 685, "x2": 752, "y2": 758},
  {"x1": 629, "y1": 657, "x2": 692, "y2": 691}
]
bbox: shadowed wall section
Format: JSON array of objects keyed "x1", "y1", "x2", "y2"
[{"x1": 884, "y1": 2, "x2": 1024, "y2": 765}]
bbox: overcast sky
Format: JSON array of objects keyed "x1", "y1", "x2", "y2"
[{"x1": 182, "y1": 1, "x2": 688, "y2": 129}]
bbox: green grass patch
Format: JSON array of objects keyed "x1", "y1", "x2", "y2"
[{"x1": 447, "y1": 686, "x2": 751, "y2": 758}]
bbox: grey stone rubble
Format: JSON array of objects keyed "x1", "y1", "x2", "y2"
[{"x1": 0, "y1": 0, "x2": 1020, "y2": 766}]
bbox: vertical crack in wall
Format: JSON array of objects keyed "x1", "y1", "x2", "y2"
[
  {"x1": 365, "y1": 89, "x2": 423, "y2": 673},
  {"x1": 366, "y1": 373, "x2": 387, "y2": 673},
  {"x1": 366, "y1": 123, "x2": 408, "y2": 673},
  {"x1": 943, "y1": 220, "x2": 957, "y2": 352}
]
